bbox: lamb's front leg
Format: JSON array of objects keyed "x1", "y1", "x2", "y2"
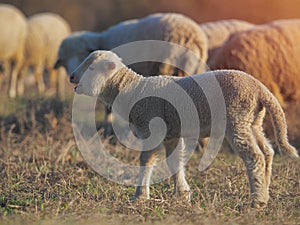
[
  {"x1": 133, "y1": 146, "x2": 160, "y2": 200},
  {"x1": 164, "y1": 138, "x2": 191, "y2": 201}
]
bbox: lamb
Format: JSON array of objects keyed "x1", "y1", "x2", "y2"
[
  {"x1": 18, "y1": 13, "x2": 71, "y2": 97},
  {"x1": 71, "y1": 50, "x2": 298, "y2": 209},
  {"x1": 54, "y1": 13, "x2": 208, "y2": 76},
  {"x1": 199, "y1": 19, "x2": 254, "y2": 63},
  {"x1": 208, "y1": 19, "x2": 300, "y2": 105},
  {"x1": 0, "y1": 4, "x2": 27, "y2": 98}
]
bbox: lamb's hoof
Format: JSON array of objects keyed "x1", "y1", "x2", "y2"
[
  {"x1": 177, "y1": 190, "x2": 192, "y2": 202},
  {"x1": 130, "y1": 196, "x2": 138, "y2": 202},
  {"x1": 251, "y1": 200, "x2": 267, "y2": 209},
  {"x1": 130, "y1": 194, "x2": 150, "y2": 202}
]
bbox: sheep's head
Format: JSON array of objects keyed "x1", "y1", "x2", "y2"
[
  {"x1": 54, "y1": 32, "x2": 96, "y2": 75},
  {"x1": 71, "y1": 50, "x2": 124, "y2": 97}
]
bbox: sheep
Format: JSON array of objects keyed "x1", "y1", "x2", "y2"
[
  {"x1": 54, "y1": 13, "x2": 208, "y2": 76},
  {"x1": 55, "y1": 13, "x2": 208, "y2": 135},
  {"x1": 70, "y1": 50, "x2": 298, "y2": 209},
  {"x1": 18, "y1": 13, "x2": 71, "y2": 97},
  {"x1": 0, "y1": 4, "x2": 27, "y2": 98},
  {"x1": 208, "y1": 19, "x2": 300, "y2": 105},
  {"x1": 199, "y1": 19, "x2": 254, "y2": 63}
]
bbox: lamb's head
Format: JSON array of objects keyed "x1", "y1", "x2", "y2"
[
  {"x1": 54, "y1": 32, "x2": 97, "y2": 75},
  {"x1": 71, "y1": 50, "x2": 124, "y2": 97}
]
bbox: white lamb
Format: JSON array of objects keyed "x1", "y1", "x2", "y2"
[
  {"x1": 0, "y1": 4, "x2": 27, "y2": 98},
  {"x1": 18, "y1": 13, "x2": 71, "y2": 97},
  {"x1": 70, "y1": 50, "x2": 298, "y2": 209},
  {"x1": 54, "y1": 13, "x2": 208, "y2": 76}
]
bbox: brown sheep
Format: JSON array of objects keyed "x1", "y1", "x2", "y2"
[
  {"x1": 200, "y1": 19, "x2": 254, "y2": 63},
  {"x1": 208, "y1": 19, "x2": 300, "y2": 105}
]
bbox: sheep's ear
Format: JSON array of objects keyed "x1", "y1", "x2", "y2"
[
  {"x1": 106, "y1": 61, "x2": 116, "y2": 70},
  {"x1": 54, "y1": 59, "x2": 62, "y2": 69}
]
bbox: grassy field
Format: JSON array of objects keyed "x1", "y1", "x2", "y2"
[{"x1": 0, "y1": 94, "x2": 299, "y2": 225}]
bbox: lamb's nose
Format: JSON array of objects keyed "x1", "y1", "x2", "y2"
[{"x1": 70, "y1": 73, "x2": 75, "y2": 83}]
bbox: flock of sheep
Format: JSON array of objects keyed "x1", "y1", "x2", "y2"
[
  {"x1": 2, "y1": 3, "x2": 300, "y2": 107},
  {"x1": 1, "y1": 3, "x2": 299, "y2": 209},
  {"x1": 0, "y1": 4, "x2": 70, "y2": 98}
]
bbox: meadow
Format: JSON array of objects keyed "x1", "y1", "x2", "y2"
[
  {"x1": 1, "y1": 0, "x2": 300, "y2": 224},
  {"x1": 0, "y1": 86, "x2": 299, "y2": 225}
]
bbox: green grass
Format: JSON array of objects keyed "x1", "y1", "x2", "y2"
[
  {"x1": 0, "y1": 96, "x2": 28, "y2": 117},
  {"x1": 0, "y1": 96, "x2": 299, "y2": 225}
]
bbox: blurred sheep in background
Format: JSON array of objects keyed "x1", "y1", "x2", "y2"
[
  {"x1": 0, "y1": 4, "x2": 27, "y2": 98},
  {"x1": 200, "y1": 19, "x2": 255, "y2": 63},
  {"x1": 18, "y1": 13, "x2": 71, "y2": 98},
  {"x1": 208, "y1": 19, "x2": 300, "y2": 106}
]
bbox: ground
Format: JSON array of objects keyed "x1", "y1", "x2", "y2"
[{"x1": 0, "y1": 93, "x2": 299, "y2": 225}]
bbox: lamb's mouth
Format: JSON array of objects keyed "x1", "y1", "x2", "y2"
[{"x1": 74, "y1": 85, "x2": 82, "y2": 94}]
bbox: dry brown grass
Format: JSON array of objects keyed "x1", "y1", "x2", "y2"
[{"x1": 0, "y1": 96, "x2": 299, "y2": 225}]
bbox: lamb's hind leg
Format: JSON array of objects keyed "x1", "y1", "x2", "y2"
[
  {"x1": 228, "y1": 124, "x2": 268, "y2": 209},
  {"x1": 164, "y1": 138, "x2": 191, "y2": 201},
  {"x1": 134, "y1": 145, "x2": 160, "y2": 200},
  {"x1": 252, "y1": 108, "x2": 274, "y2": 200}
]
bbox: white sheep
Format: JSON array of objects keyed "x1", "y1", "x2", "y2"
[
  {"x1": 54, "y1": 13, "x2": 208, "y2": 76},
  {"x1": 71, "y1": 50, "x2": 298, "y2": 209},
  {"x1": 208, "y1": 19, "x2": 300, "y2": 105},
  {"x1": 55, "y1": 13, "x2": 208, "y2": 135},
  {"x1": 200, "y1": 19, "x2": 254, "y2": 62},
  {"x1": 0, "y1": 4, "x2": 27, "y2": 98},
  {"x1": 18, "y1": 12, "x2": 71, "y2": 97}
]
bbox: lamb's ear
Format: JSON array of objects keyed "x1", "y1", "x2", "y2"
[{"x1": 106, "y1": 61, "x2": 116, "y2": 71}]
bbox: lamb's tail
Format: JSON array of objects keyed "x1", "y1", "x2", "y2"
[{"x1": 260, "y1": 88, "x2": 299, "y2": 158}]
